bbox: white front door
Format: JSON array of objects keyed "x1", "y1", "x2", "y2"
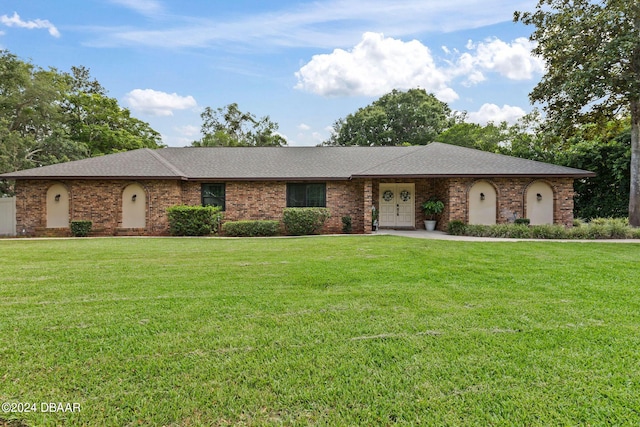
[{"x1": 379, "y1": 183, "x2": 415, "y2": 228}]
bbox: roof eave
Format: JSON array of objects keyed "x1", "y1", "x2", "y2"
[
  {"x1": 2, "y1": 175, "x2": 188, "y2": 181},
  {"x1": 352, "y1": 173, "x2": 596, "y2": 179},
  {"x1": 184, "y1": 176, "x2": 351, "y2": 181}
]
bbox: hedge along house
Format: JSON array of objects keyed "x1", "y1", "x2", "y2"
[{"x1": 0, "y1": 142, "x2": 594, "y2": 237}]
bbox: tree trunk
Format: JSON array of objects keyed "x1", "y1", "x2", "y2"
[{"x1": 629, "y1": 100, "x2": 640, "y2": 227}]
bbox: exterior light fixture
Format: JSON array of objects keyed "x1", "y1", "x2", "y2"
[
  {"x1": 54, "y1": 194, "x2": 61, "y2": 202},
  {"x1": 131, "y1": 194, "x2": 137, "y2": 202},
  {"x1": 480, "y1": 192, "x2": 485, "y2": 201},
  {"x1": 536, "y1": 193, "x2": 542, "y2": 201}
]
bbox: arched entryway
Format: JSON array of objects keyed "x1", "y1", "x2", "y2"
[
  {"x1": 122, "y1": 183, "x2": 146, "y2": 228},
  {"x1": 46, "y1": 183, "x2": 70, "y2": 228},
  {"x1": 526, "y1": 181, "x2": 554, "y2": 225},
  {"x1": 468, "y1": 180, "x2": 497, "y2": 225}
]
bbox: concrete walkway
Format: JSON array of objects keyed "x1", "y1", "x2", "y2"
[{"x1": 375, "y1": 228, "x2": 640, "y2": 243}]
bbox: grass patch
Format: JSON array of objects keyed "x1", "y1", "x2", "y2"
[{"x1": 1, "y1": 237, "x2": 640, "y2": 426}]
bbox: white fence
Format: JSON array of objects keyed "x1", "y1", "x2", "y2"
[{"x1": 0, "y1": 197, "x2": 16, "y2": 236}]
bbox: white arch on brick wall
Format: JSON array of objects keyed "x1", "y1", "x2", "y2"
[
  {"x1": 526, "y1": 181, "x2": 554, "y2": 225},
  {"x1": 46, "y1": 183, "x2": 70, "y2": 228},
  {"x1": 468, "y1": 180, "x2": 497, "y2": 225},
  {"x1": 122, "y1": 183, "x2": 146, "y2": 228}
]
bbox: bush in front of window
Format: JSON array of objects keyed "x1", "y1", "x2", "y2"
[
  {"x1": 166, "y1": 205, "x2": 223, "y2": 236},
  {"x1": 70, "y1": 220, "x2": 92, "y2": 237},
  {"x1": 282, "y1": 208, "x2": 331, "y2": 235},
  {"x1": 221, "y1": 220, "x2": 281, "y2": 237}
]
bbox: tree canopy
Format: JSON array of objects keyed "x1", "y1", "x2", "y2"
[
  {"x1": 192, "y1": 103, "x2": 286, "y2": 147},
  {"x1": 324, "y1": 89, "x2": 455, "y2": 146},
  {"x1": 437, "y1": 121, "x2": 510, "y2": 152},
  {"x1": 515, "y1": 1, "x2": 640, "y2": 226},
  {"x1": 0, "y1": 50, "x2": 162, "y2": 193}
]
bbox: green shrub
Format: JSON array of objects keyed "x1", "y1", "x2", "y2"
[
  {"x1": 567, "y1": 226, "x2": 591, "y2": 240},
  {"x1": 488, "y1": 224, "x2": 511, "y2": 238},
  {"x1": 341, "y1": 216, "x2": 352, "y2": 234},
  {"x1": 465, "y1": 224, "x2": 491, "y2": 237},
  {"x1": 166, "y1": 205, "x2": 223, "y2": 236},
  {"x1": 589, "y1": 217, "x2": 608, "y2": 226},
  {"x1": 590, "y1": 217, "x2": 628, "y2": 227},
  {"x1": 504, "y1": 224, "x2": 532, "y2": 238},
  {"x1": 442, "y1": 217, "x2": 637, "y2": 240},
  {"x1": 221, "y1": 220, "x2": 280, "y2": 237},
  {"x1": 487, "y1": 224, "x2": 531, "y2": 238},
  {"x1": 447, "y1": 220, "x2": 466, "y2": 236},
  {"x1": 70, "y1": 220, "x2": 92, "y2": 237},
  {"x1": 530, "y1": 225, "x2": 567, "y2": 239},
  {"x1": 282, "y1": 208, "x2": 331, "y2": 235},
  {"x1": 514, "y1": 218, "x2": 531, "y2": 226},
  {"x1": 584, "y1": 224, "x2": 610, "y2": 239},
  {"x1": 606, "y1": 222, "x2": 631, "y2": 239}
]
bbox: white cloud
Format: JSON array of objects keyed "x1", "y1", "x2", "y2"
[
  {"x1": 454, "y1": 37, "x2": 545, "y2": 84},
  {"x1": 467, "y1": 104, "x2": 526, "y2": 125},
  {"x1": 298, "y1": 123, "x2": 311, "y2": 131},
  {"x1": 295, "y1": 32, "x2": 458, "y2": 102},
  {"x1": 0, "y1": 12, "x2": 60, "y2": 38},
  {"x1": 124, "y1": 89, "x2": 197, "y2": 116}
]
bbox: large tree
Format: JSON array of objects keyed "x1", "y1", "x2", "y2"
[
  {"x1": 0, "y1": 53, "x2": 162, "y2": 159},
  {"x1": 515, "y1": 1, "x2": 640, "y2": 226},
  {"x1": 62, "y1": 65, "x2": 162, "y2": 156},
  {"x1": 192, "y1": 103, "x2": 286, "y2": 147},
  {"x1": 324, "y1": 89, "x2": 454, "y2": 146},
  {"x1": 0, "y1": 50, "x2": 163, "y2": 194},
  {"x1": 0, "y1": 50, "x2": 82, "y2": 176}
]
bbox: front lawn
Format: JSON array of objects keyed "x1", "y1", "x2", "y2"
[{"x1": 1, "y1": 236, "x2": 639, "y2": 426}]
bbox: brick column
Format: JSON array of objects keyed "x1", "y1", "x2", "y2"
[
  {"x1": 363, "y1": 179, "x2": 373, "y2": 233},
  {"x1": 555, "y1": 178, "x2": 575, "y2": 227}
]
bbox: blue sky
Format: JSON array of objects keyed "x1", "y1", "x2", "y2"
[{"x1": 1, "y1": 0, "x2": 543, "y2": 147}]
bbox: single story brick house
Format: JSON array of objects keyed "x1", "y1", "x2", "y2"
[{"x1": 0, "y1": 142, "x2": 594, "y2": 236}]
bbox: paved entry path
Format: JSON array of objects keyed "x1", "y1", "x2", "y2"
[{"x1": 375, "y1": 228, "x2": 640, "y2": 243}]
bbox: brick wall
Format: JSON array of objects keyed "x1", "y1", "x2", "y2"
[
  {"x1": 447, "y1": 177, "x2": 575, "y2": 227},
  {"x1": 16, "y1": 179, "x2": 373, "y2": 236},
  {"x1": 14, "y1": 176, "x2": 577, "y2": 237},
  {"x1": 15, "y1": 179, "x2": 182, "y2": 236},
  {"x1": 185, "y1": 180, "x2": 367, "y2": 234}
]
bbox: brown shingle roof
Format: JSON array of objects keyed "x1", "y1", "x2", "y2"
[
  {"x1": 0, "y1": 143, "x2": 594, "y2": 180},
  {"x1": 0, "y1": 148, "x2": 184, "y2": 180}
]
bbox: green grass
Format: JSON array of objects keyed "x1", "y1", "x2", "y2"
[{"x1": 1, "y1": 236, "x2": 639, "y2": 426}]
